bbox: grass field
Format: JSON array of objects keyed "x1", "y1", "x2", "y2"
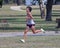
[
  {"x1": 0, "y1": 5, "x2": 60, "y2": 31},
  {"x1": 0, "y1": 36, "x2": 60, "y2": 48}
]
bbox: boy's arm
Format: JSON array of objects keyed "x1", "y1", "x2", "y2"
[{"x1": 28, "y1": 12, "x2": 33, "y2": 19}]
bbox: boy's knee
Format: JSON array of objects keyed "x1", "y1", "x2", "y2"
[
  {"x1": 31, "y1": 29, "x2": 36, "y2": 34},
  {"x1": 24, "y1": 32, "x2": 27, "y2": 34},
  {"x1": 24, "y1": 30, "x2": 28, "y2": 34},
  {"x1": 33, "y1": 32, "x2": 36, "y2": 34},
  {"x1": 32, "y1": 31, "x2": 36, "y2": 34}
]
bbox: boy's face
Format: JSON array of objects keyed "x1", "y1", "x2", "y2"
[{"x1": 26, "y1": 8, "x2": 30, "y2": 13}]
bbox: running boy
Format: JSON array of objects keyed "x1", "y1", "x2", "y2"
[{"x1": 20, "y1": 6, "x2": 44, "y2": 43}]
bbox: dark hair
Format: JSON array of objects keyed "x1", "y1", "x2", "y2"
[{"x1": 26, "y1": 6, "x2": 32, "y2": 12}]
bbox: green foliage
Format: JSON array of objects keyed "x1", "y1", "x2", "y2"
[
  {"x1": 0, "y1": 0, "x2": 3, "y2": 8},
  {"x1": 0, "y1": 0, "x2": 2, "y2": 1},
  {"x1": 0, "y1": 0, "x2": 2, "y2": 2}
]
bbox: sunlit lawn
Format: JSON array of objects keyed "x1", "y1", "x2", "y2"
[{"x1": 0, "y1": 36, "x2": 60, "y2": 48}]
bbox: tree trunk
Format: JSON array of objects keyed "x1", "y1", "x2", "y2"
[
  {"x1": 38, "y1": 0, "x2": 41, "y2": 17},
  {"x1": 13, "y1": 0, "x2": 16, "y2": 3},
  {"x1": 4, "y1": 0, "x2": 9, "y2": 4},
  {"x1": 0, "y1": 0, "x2": 3, "y2": 8},
  {"x1": 46, "y1": 0, "x2": 53, "y2": 21},
  {"x1": 38, "y1": 0, "x2": 45, "y2": 19},
  {"x1": 16, "y1": 0, "x2": 23, "y2": 5},
  {"x1": 16, "y1": 0, "x2": 20, "y2": 5}
]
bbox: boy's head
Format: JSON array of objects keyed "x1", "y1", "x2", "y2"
[{"x1": 26, "y1": 6, "x2": 32, "y2": 12}]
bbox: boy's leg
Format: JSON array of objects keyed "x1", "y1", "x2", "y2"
[
  {"x1": 31, "y1": 26, "x2": 41, "y2": 34},
  {"x1": 20, "y1": 26, "x2": 29, "y2": 43},
  {"x1": 24, "y1": 26, "x2": 29, "y2": 41}
]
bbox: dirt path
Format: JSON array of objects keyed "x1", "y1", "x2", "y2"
[{"x1": 0, "y1": 31, "x2": 60, "y2": 37}]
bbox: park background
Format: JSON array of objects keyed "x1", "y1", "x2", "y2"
[
  {"x1": 0, "y1": 0, "x2": 60, "y2": 32},
  {"x1": 0, "y1": 0, "x2": 60, "y2": 48}
]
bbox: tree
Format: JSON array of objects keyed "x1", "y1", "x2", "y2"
[
  {"x1": 16, "y1": 0, "x2": 20, "y2": 5},
  {"x1": 38, "y1": 0, "x2": 42, "y2": 18},
  {"x1": 13, "y1": 0, "x2": 16, "y2": 3},
  {"x1": 16, "y1": 0, "x2": 23, "y2": 5},
  {"x1": 40, "y1": 0, "x2": 46, "y2": 19},
  {"x1": 0, "y1": 0, "x2": 3, "y2": 8},
  {"x1": 4, "y1": 0, "x2": 9, "y2": 4},
  {"x1": 45, "y1": 0, "x2": 53, "y2": 21},
  {"x1": 38, "y1": 0, "x2": 46, "y2": 19},
  {"x1": 38, "y1": 0, "x2": 53, "y2": 21}
]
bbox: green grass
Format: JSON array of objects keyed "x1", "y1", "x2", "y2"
[
  {"x1": 0, "y1": 36, "x2": 60, "y2": 48},
  {"x1": 0, "y1": 17, "x2": 57, "y2": 31}
]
